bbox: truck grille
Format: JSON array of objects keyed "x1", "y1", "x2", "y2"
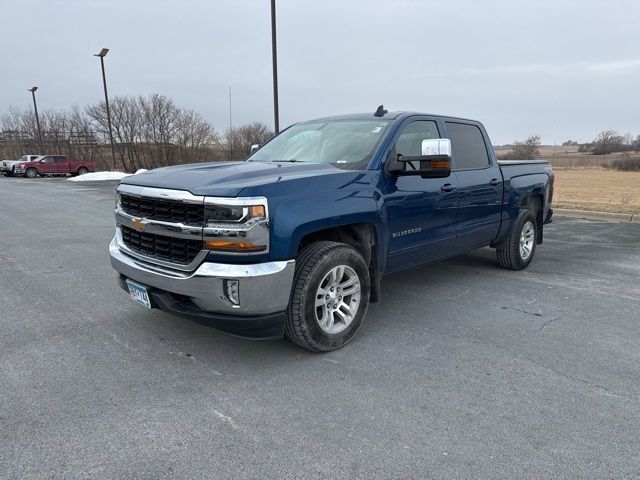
[
  {"x1": 120, "y1": 194, "x2": 204, "y2": 225},
  {"x1": 121, "y1": 225, "x2": 202, "y2": 265}
]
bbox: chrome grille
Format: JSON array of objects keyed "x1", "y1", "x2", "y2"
[
  {"x1": 120, "y1": 226, "x2": 202, "y2": 265},
  {"x1": 120, "y1": 194, "x2": 204, "y2": 225}
]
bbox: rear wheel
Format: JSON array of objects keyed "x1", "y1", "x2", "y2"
[
  {"x1": 285, "y1": 241, "x2": 370, "y2": 352},
  {"x1": 496, "y1": 209, "x2": 537, "y2": 270},
  {"x1": 77, "y1": 167, "x2": 89, "y2": 175},
  {"x1": 25, "y1": 168, "x2": 38, "y2": 178}
]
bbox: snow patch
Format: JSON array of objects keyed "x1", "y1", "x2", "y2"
[{"x1": 67, "y1": 171, "x2": 131, "y2": 182}]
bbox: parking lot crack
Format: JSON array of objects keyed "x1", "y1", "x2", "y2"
[
  {"x1": 212, "y1": 409, "x2": 238, "y2": 430},
  {"x1": 495, "y1": 304, "x2": 544, "y2": 317},
  {"x1": 532, "y1": 316, "x2": 562, "y2": 333}
]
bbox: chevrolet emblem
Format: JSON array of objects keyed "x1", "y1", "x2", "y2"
[{"x1": 131, "y1": 218, "x2": 147, "y2": 232}]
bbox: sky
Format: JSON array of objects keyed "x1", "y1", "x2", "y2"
[{"x1": 1, "y1": 0, "x2": 639, "y2": 145}]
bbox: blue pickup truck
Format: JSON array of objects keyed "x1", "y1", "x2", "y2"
[{"x1": 109, "y1": 109, "x2": 554, "y2": 352}]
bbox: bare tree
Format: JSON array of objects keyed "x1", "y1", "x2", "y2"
[
  {"x1": 0, "y1": 107, "x2": 32, "y2": 158},
  {"x1": 0, "y1": 94, "x2": 233, "y2": 170},
  {"x1": 174, "y1": 108, "x2": 218, "y2": 164},
  {"x1": 222, "y1": 122, "x2": 274, "y2": 160},
  {"x1": 138, "y1": 94, "x2": 181, "y2": 167},
  {"x1": 509, "y1": 135, "x2": 541, "y2": 160},
  {"x1": 68, "y1": 106, "x2": 100, "y2": 164},
  {"x1": 592, "y1": 130, "x2": 624, "y2": 155}
]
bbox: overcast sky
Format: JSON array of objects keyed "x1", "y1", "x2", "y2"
[{"x1": 2, "y1": 0, "x2": 639, "y2": 144}]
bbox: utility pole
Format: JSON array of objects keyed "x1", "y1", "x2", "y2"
[
  {"x1": 229, "y1": 86, "x2": 233, "y2": 160},
  {"x1": 27, "y1": 87, "x2": 43, "y2": 152},
  {"x1": 94, "y1": 48, "x2": 116, "y2": 169},
  {"x1": 271, "y1": 0, "x2": 280, "y2": 133}
]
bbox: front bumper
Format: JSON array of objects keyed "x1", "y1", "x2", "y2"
[{"x1": 109, "y1": 236, "x2": 295, "y2": 339}]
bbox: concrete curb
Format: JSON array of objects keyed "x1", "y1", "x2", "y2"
[{"x1": 554, "y1": 208, "x2": 636, "y2": 223}]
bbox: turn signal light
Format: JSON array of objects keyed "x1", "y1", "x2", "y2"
[
  {"x1": 204, "y1": 240, "x2": 267, "y2": 252},
  {"x1": 249, "y1": 205, "x2": 266, "y2": 218},
  {"x1": 430, "y1": 160, "x2": 451, "y2": 169}
]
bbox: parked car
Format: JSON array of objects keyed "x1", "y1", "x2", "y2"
[
  {"x1": 109, "y1": 109, "x2": 554, "y2": 352},
  {"x1": 14, "y1": 155, "x2": 96, "y2": 178},
  {"x1": 1, "y1": 155, "x2": 41, "y2": 176}
]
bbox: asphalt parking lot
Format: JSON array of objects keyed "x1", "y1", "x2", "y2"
[{"x1": 1, "y1": 175, "x2": 639, "y2": 479}]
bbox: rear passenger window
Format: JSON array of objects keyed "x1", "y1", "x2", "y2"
[
  {"x1": 446, "y1": 122, "x2": 490, "y2": 170},
  {"x1": 54, "y1": 156, "x2": 66, "y2": 162}
]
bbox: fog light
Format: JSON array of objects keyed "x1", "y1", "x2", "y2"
[{"x1": 224, "y1": 279, "x2": 240, "y2": 306}]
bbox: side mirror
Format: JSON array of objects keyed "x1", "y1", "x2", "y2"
[
  {"x1": 421, "y1": 138, "x2": 451, "y2": 158},
  {"x1": 250, "y1": 144, "x2": 260, "y2": 154},
  {"x1": 393, "y1": 138, "x2": 452, "y2": 178}
]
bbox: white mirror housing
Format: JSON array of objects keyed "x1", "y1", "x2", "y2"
[{"x1": 421, "y1": 138, "x2": 452, "y2": 158}]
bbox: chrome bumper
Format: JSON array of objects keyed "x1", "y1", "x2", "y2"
[{"x1": 109, "y1": 236, "x2": 295, "y2": 315}]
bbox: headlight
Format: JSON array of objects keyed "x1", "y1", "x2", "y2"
[
  {"x1": 114, "y1": 191, "x2": 121, "y2": 208},
  {"x1": 204, "y1": 204, "x2": 265, "y2": 225},
  {"x1": 203, "y1": 197, "x2": 269, "y2": 254}
]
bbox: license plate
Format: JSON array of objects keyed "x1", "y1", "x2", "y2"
[{"x1": 126, "y1": 280, "x2": 152, "y2": 309}]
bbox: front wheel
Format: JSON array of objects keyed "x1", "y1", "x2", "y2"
[
  {"x1": 285, "y1": 241, "x2": 371, "y2": 352},
  {"x1": 496, "y1": 209, "x2": 537, "y2": 270},
  {"x1": 25, "y1": 168, "x2": 38, "y2": 178}
]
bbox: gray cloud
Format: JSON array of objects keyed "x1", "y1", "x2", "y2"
[{"x1": 2, "y1": 0, "x2": 639, "y2": 144}]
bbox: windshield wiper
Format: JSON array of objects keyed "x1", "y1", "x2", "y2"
[{"x1": 273, "y1": 159, "x2": 302, "y2": 163}]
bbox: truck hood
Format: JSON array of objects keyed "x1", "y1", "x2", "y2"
[{"x1": 119, "y1": 161, "x2": 351, "y2": 197}]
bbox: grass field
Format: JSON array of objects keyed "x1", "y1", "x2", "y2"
[
  {"x1": 493, "y1": 146, "x2": 640, "y2": 213},
  {"x1": 552, "y1": 168, "x2": 640, "y2": 214}
]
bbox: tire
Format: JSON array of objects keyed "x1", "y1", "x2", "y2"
[
  {"x1": 77, "y1": 167, "x2": 89, "y2": 175},
  {"x1": 496, "y1": 209, "x2": 537, "y2": 270},
  {"x1": 285, "y1": 241, "x2": 371, "y2": 352},
  {"x1": 25, "y1": 168, "x2": 38, "y2": 178}
]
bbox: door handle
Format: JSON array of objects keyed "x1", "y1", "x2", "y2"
[
  {"x1": 441, "y1": 184, "x2": 457, "y2": 192},
  {"x1": 489, "y1": 178, "x2": 501, "y2": 186}
]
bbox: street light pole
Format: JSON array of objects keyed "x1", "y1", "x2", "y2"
[
  {"x1": 94, "y1": 48, "x2": 116, "y2": 169},
  {"x1": 27, "y1": 86, "x2": 43, "y2": 152},
  {"x1": 270, "y1": 0, "x2": 280, "y2": 134}
]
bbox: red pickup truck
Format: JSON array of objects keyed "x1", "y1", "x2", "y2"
[{"x1": 14, "y1": 155, "x2": 96, "y2": 177}]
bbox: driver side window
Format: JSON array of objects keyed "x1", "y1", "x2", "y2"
[{"x1": 394, "y1": 121, "x2": 440, "y2": 170}]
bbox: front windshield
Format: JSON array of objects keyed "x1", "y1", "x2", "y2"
[{"x1": 248, "y1": 119, "x2": 391, "y2": 168}]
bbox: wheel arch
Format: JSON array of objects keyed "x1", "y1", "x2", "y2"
[
  {"x1": 519, "y1": 193, "x2": 544, "y2": 244},
  {"x1": 295, "y1": 222, "x2": 382, "y2": 303}
]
